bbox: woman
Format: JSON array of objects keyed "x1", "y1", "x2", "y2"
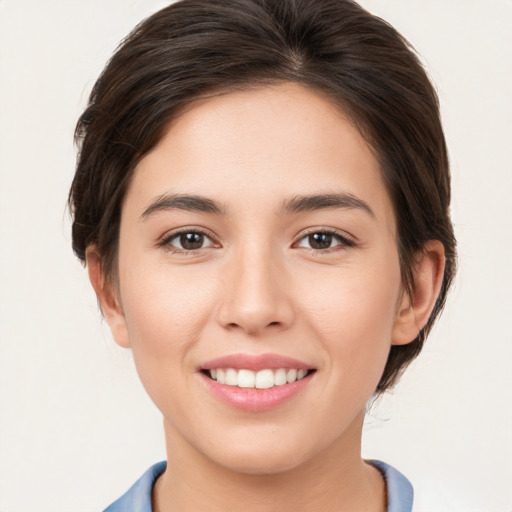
[{"x1": 69, "y1": 0, "x2": 456, "y2": 510}]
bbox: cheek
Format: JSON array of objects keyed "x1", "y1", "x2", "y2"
[
  {"x1": 299, "y1": 254, "x2": 402, "y2": 382},
  {"x1": 118, "y1": 260, "x2": 217, "y2": 369},
  {"x1": 116, "y1": 261, "x2": 222, "y2": 420}
]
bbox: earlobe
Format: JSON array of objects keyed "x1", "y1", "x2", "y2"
[
  {"x1": 392, "y1": 240, "x2": 446, "y2": 346},
  {"x1": 85, "y1": 248, "x2": 131, "y2": 348}
]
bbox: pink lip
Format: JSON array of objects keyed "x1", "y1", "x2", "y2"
[
  {"x1": 199, "y1": 353, "x2": 316, "y2": 412},
  {"x1": 200, "y1": 373, "x2": 313, "y2": 412},
  {"x1": 200, "y1": 353, "x2": 312, "y2": 371}
]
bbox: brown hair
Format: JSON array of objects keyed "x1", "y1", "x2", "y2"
[{"x1": 69, "y1": 0, "x2": 456, "y2": 393}]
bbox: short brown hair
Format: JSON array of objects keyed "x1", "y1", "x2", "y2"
[{"x1": 69, "y1": 0, "x2": 456, "y2": 393}]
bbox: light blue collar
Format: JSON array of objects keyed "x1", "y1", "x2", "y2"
[{"x1": 104, "y1": 459, "x2": 413, "y2": 512}]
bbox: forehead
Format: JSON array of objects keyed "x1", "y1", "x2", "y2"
[{"x1": 125, "y1": 83, "x2": 394, "y2": 228}]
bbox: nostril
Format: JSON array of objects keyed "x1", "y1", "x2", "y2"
[{"x1": 225, "y1": 320, "x2": 281, "y2": 330}]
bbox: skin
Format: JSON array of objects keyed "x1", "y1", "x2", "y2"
[{"x1": 88, "y1": 84, "x2": 445, "y2": 512}]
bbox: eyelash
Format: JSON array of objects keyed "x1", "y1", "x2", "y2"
[
  {"x1": 158, "y1": 228, "x2": 218, "y2": 254},
  {"x1": 157, "y1": 228, "x2": 356, "y2": 254},
  {"x1": 294, "y1": 229, "x2": 357, "y2": 253}
]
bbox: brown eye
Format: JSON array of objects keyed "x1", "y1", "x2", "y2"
[
  {"x1": 180, "y1": 232, "x2": 204, "y2": 250},
  {"x1": 165, "y1": 231, "x2": 214, "y2": 251},
  {"x1": 308, "y1": 233, "x2": 334, "y2": 250},
  {"x1": 296, "y1": 231, "x2": 353, "y2": 251}
]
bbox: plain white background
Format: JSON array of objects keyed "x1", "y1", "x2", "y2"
[{"x1": 0, "y1": 1, "x2": 511, "y2": 510}]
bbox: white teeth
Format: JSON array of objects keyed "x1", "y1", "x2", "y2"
[
  {"x1": 207, "y1": 367, "x2": 311, "y2": 388},
  {"x1": 237, "y1": 369, "x2": 255, "y2": 388},
  {"x1": 216, "y1": 368, "x2": 226, "y2": 384},
  {"x1": 225, "y1": 368, "x2": 238, "y2": 386},
  {"x1": 255, "y1": 369, "x2": 274, "y2": 389},
  {"x1": 286, "y1": 368, "x2": 297, "y2": 383},
  {"x1": 274, "y1": 368, "x2": 287, "y2": 386}
]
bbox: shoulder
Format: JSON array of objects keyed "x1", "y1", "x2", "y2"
[
  {"x1": 368, "y1": 460, "x2": 414, "y2": 512},
  {"x1": 103, "y1": 461, "x2": 167, "y2": 512}
]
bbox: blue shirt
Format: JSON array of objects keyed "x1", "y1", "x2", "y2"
[{"x1": 104, "y1": 460, "x2": 413, "y2": 512}]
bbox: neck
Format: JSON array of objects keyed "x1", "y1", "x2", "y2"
[{"x1": 153, "y1": 412, "x2": 386, "y2": 512}]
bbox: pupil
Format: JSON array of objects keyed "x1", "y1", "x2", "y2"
[
  {"x1": 180, "y1": 232, "x2": 204, "y2": 250},
  {"x1": 309, "y1": 233, "x2": 332, "y2": 249}
]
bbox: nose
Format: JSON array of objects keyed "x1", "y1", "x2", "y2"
[{"x1": 216, "y1": 246, "x2": 295, "y2": 336}]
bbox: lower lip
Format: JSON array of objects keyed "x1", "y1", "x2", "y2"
[{"x1": 200, "y1": 373, "x2": 313, "y2": 412}]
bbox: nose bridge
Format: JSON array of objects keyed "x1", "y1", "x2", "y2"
[{"x1": 218, "y1": 239, "x2": 293, "y2": 334}]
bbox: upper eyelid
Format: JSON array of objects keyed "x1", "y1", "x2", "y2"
[
  {"x1": 158, "y1": 226, "x2": 219, "y2": 247},
  {"x1": 294, "y1": 227, "x2": 357, "y2": 244}
]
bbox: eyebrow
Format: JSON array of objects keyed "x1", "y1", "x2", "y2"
[
  {"x1": 281, "y1": 193, "x2": 375, "y2": 217},
  {"x1": 141, "y1": 193, "x2": 226, "y2": 220},
  {"x1": 140, "y1": 191, "x2": 375, "y2": 220}
]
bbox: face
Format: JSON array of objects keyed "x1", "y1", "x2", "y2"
[{"x1": 105, "y1": 84, "x2": 411, "y2": 474}]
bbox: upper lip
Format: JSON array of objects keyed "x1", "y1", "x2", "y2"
[{"x1": 200, "y1": 353, "x2": 313, "y2": 371}]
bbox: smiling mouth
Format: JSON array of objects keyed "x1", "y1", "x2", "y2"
[{"x1": 202, "y1": 368, "x2": 316, "y2": 389}]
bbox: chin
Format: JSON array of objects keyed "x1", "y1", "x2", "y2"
[
  {"x1": 199, "y1": 430, "x2": 322, "y2": 477},
  {"x1": 217, "y1": 449, "x2": 309, "y2": 476}
]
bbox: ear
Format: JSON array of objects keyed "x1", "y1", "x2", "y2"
[
  {"x1": 86, "y1": 247, "x2": 131, "y2": 348},
  {"x1": 392, "y1": 240, "x2": 445, "y2": 346}
]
